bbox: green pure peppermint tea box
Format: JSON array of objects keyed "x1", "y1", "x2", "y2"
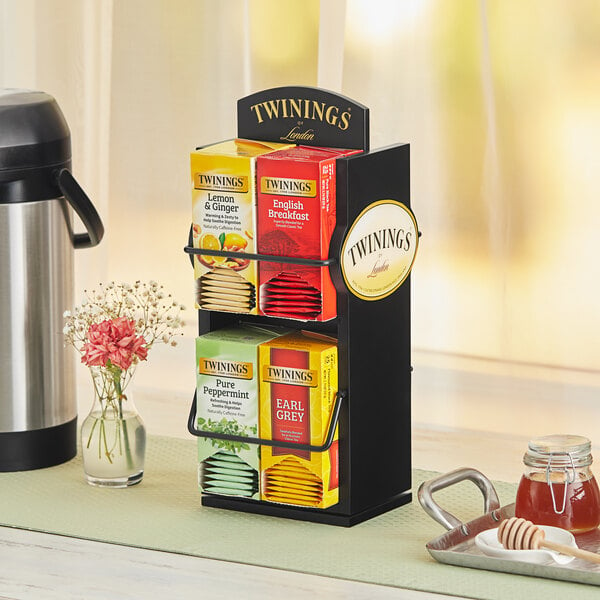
[{"x1": 195, "y1": 325, "x2": 286, "y2": 499}]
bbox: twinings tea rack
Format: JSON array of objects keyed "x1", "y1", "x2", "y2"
[{"x1": 185, "y1": 86, "x2": 418, "y2": 526}]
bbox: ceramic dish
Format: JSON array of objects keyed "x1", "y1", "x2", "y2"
[{"x1": 475, "y1": 524, "x2": 577, "y2": 565}]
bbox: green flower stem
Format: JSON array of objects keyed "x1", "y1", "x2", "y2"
[
  {"x1": 86, "y1": 417, "x2": 99, "y2": 449},
  {"x1": 100, "y1": 419, "x2": 113, "y2": 463},
  {"x1": 111, "y1": 364, "x2": 134, "y2": 471}
]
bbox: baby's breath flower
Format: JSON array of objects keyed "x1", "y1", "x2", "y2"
[{"x1": 63, "y1": 281, "x2": 185, "y2": 360}]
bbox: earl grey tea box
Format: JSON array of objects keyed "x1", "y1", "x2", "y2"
[{"x1": 195, "y1": 325, "x2": 287, "y2": 499}]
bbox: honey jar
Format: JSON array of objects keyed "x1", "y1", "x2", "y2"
[{"x1": 515, "y1": 434, "x2": 600, "y2": 534}]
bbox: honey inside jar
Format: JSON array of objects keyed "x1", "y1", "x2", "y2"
[
  {"x1": 516, "y1": 472, "x2": 600, "y2": 534},
  {"x1": 515, "y1": 434, "x2": 600, "y2": 535}
]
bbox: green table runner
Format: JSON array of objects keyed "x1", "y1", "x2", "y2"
[{"x1": 0, "y1": 435, "x2": 596, "y2": 599}]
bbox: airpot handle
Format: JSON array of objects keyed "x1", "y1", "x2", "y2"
[
  {"x1": 56, "y1": 168, "x2": 104, "y2": 249},
  {"x1": 417, "y1": 467, "x2": 501, "y2": 531}
]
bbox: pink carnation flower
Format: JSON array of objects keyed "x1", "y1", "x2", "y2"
[{"x1": 82, "y1": 317, "x2": 148, "y2": 371}]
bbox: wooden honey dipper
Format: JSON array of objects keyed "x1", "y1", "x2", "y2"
[{"x1": 498, "y1": 517, "x2": 600, "y2": 564}]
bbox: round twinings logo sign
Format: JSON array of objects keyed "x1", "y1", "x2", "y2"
[{"x1": 341, "y1": 200, "x2": 418, "y2": 301}]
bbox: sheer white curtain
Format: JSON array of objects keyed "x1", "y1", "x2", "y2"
[
  {"x1": 2, "y1": 0, "x2": 600, "y2": 437},
  {"x1": 342, "y1": 0, "x2": 600, "y2": 436},
  {"x1": 344, "y1": 0, "x2": 600, "y2": 369},
  {"x1": 1, "y1": 0, "x2": 113, "y2": 291}
]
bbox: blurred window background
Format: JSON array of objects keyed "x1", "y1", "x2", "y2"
[{"x1": 2, "y1": 0, "x2": 599, "y2": 439}]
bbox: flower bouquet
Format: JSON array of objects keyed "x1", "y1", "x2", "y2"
[{"x1": 64, "y1": 281, "x2": 184, "y2": 487}]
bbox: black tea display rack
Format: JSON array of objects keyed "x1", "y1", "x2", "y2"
[{"x1": 185, "y1": 86, "x2": 418, "y2": 526}]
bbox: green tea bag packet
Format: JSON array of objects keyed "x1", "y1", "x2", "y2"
[{"x1": 195, "y1": 325, "x2": 287, "y2": 499}]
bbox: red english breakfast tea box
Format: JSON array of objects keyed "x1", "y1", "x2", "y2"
[{"x1": 256, "y1": 145, "x2": 361, "y2": 321}]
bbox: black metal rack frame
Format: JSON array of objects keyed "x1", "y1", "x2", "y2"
[{"x1": 186, "y1": 86, "x2": 414, "y2": 526}]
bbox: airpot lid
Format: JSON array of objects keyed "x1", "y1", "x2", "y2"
[{"x1": 0, "y1": 89, "x2": 71, "y2": 172}]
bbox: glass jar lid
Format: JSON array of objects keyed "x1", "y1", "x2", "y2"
[{"x1": 524, "y1": 434, "x2": 593, "y2": 469}]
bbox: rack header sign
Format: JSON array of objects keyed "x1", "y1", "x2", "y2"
[
  {"x1": 238, "y1": 86, "x2": 369, "y2": 151},
  {"x1": 341, "y1": 200, "x2": 418, "y2": 301}
]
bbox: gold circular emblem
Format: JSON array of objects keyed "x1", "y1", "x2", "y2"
[{"x1": 340, "y1": 200, "x2": 418, "y2": 301}]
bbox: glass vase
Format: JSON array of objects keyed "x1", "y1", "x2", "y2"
[{"x1": 80, "y1": 366, "x2": 146, "y2": 487}]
